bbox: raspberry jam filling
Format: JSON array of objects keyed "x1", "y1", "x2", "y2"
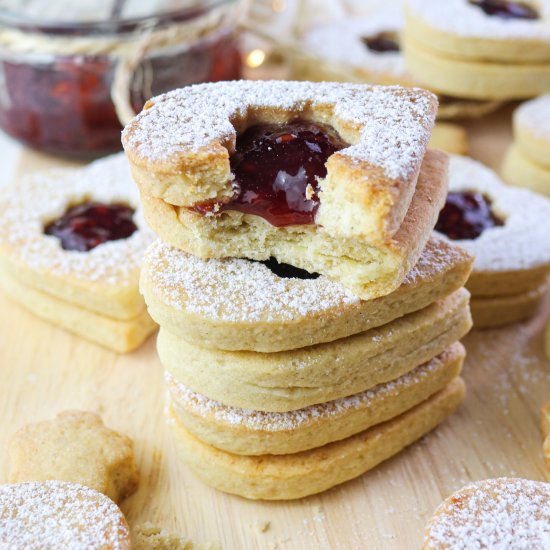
[
  {"x1": 435, "y1": 191, "x2": 503, "y2": 240},
  {"x1": 362, "y1": 32, "x2": 400, "y2": 53},
  {"x1": 261, "y1": 257, "x2": 320, "y2": 280},
  {"x1": 44, "y1": 202, "x2": 137, "y2": 251},
  {"x1": 469, "y1": 0, "x2": 539, "y2": 20},
  {"x1": 194, "y1": 120, "x2": 348, "y2": 227}
]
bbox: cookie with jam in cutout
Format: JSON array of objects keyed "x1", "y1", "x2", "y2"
[
  {"x1": 123, "y1": 80, "x2": 447, "y2": 301},
  {"x1": 0, "y1": 153, "x2": 157, "y2": 352},
  {"x1": 404, "y1": 0, "x2": 550, "y2": 100},
  {"x1": 435, "y1": 154, "x2": 550, "y2": 328}
]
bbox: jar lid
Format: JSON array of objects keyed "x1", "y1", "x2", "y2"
[{"x1": 0, "y1": 0, "x2": 232, "y2": 32}]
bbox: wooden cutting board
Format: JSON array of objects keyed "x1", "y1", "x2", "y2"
[{"x1": 1, "y1": 105, "x2": 549, "y2": 550}]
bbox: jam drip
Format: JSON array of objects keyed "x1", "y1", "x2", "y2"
[
  {"x1": 261, "y1": 257, "x2": 320, "y2": 280},
  {"x1": 469, "y1": 0, "x2": 539, "y2": 20},
  {"x1": 194, "y1": 120, "x2": 348, "y2": 227},
  {"x1": 362, "y1": 32, "x2": 400, "y2": 53},
  {"x1": 45, "y1": 202, "x2": 137, "y2": 251},
  {"x1": 435, "y1": 191, "x2": 504, "y2": 240}
]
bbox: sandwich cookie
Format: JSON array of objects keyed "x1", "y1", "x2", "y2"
[
  {"x1": 0, "y1": 154, "x2": 157, "y2": 352},
  {"x1": 123, "y1": 80, "x2": 446, "y2": 300},
  {"x1": 435, "y1": 155, "x2": 550, "y2": 328}
]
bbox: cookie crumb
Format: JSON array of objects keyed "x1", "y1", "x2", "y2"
[{"x1": 131, "y1": 523, "x2": 220, "y2": 550}]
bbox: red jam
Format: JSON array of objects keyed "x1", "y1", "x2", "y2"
[
  {"x1": 435, "y1": 191, "x2": 503, "y2": 240},
  {"x1": 0, "y1": 31, "x2": 241, "y2": 157},
  {"x1": 261, "y1": 257, "x2": 320, "y2": 280},
  {"x1": 362, "y1": 32, "x2": 400, "y2": 53},
  {"x1": 469, "y1": 0, "x2": 539, "y2": 19},
  {"x1": 194, "y1": 120, "x2": 348, "y2": 227},
  {"x1": 44, "y1": 202, "x2": 137, "y2": 251}
]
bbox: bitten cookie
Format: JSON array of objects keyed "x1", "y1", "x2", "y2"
[
  {"x1": 0, "y1": 480, "x2": 130, "y2": 549},
  {"x1": 422, "y1": 478, "x2": 550, "y2": 549},
  {"x1": 404, "y1": 0, "x2": 550, "y2": 100},
  {"x1": 293, "y1": 8, "x2": 500, "y2": 119},
  {"x1": 7, "y1": 411, "x2": 139, "y2": 503},
  {"x1": 0, "y1": 153, "x2": 157, "y2": 352},
  {"x1": 503, "y1": 94, "x2": 550, "y2": 196},
  {"x1": 435, "y1": 155, "x2": 550, "y2": 328},
  {"x1": 123, "y1": 80, "x2": 445, "y2": 300}
]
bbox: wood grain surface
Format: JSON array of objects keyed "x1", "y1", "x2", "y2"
[{"x1": 1, "y1": 104, "x2": 549, "y2": 550}]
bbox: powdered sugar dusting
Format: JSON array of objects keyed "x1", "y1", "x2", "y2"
[
  {"x1": 407, "y1": 0, "x2": 550, "y2": 40},
  {"x1": 142, "y1": 236, "x2": 459, "y2": 323},
  {"x1": 302, "y1": 11, "x2": 407, "y2": 79},
  {"x1": 424, "y1": 478, "x2": 550, "y2": 549},
  {"x1": 436, "y1": 155, "x2": 550, "y2": 272},
  {"x1": 515, "y1": 94, "x2": 550, "y2": 140},
  {"x1": 0, "y1": 153, "x2": 155, "y2": 286},
  {"x1": 166, "y1": 351, "x2": 448, "y2": 431},
  {"x1": 123, "y1": 80, "x2": 436, "y2": 181},
  {"x1": 0, "y1": 480, "x2": 129, "y2": 549}
]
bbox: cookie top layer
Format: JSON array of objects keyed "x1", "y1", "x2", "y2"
[
  {"x1": 437, "y1": 155, "x2": 550, "y2": 273},
  {"x1": 423, "y1": 478, "x2": 550, "y2": 549},
  {"x1": 141, "y1": 235, "x2": 465, "y2": 324},
  {"x1": 514, "y1": 94, "x2": 550, "y2": 140},
  {"x1": 302, "y1": 11, "x2": 407, "y2": 79},
  {"x1": 407, "y1": 0, "x2": 550, "y2": 41},
  {"x1": 0, "y1": 480, "x2": 130, "y2": 550},
  {"x1": 123, "y1": 80, "x2": 435, "y2": 182},
  {"x1": 0, "y1": 153, "x2": 154, "y2": 287}
]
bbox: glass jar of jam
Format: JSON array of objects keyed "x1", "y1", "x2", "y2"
[{"x1": 0, "y1": 0, "x2": 244, "y2": 157}]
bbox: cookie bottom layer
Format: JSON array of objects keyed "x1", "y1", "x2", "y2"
[
  {"x1": 404, "y1": 38, "x2": 550, "y2": 100},
  {"x1": 471, "y1": 281, "x2": 548, "y2": 329},
  {"x1": 168, "y1": 378, "x2": 465, "y2": 500},
  {"x1": 502, "y1": 144, "x2": 550, "y2": 198},
  {"x1": 168, "y1": 343, "x2": 464, "y2": 455},
  {"x1": 0, "y1": 268, "x2": 157, "y2": 353}
]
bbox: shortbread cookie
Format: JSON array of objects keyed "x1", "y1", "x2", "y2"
[
  {"x1": 168, "y1": 343, "x2": 464, "y2": 455},
  {"x1": 8, "y1": 411, "x2": 139, "y2": 503},
  {"x1": 168, "y1": 378, "x2": 465, "y2": 500},
  {"x1": 0, "y1": 153, "x2": 155, "y2": 321},
  {"x1": 435, "y1": 155, "x2": 550, "y2": 298},
  {"x1": 140, "y1": 147, "x2": 448, "y2": 301},
  {"x1": 293, "y1": 11, "x2": 500, "y2": 119},
  {"x1": 502, "y1": 144, "x2": 550, "y2": 197},
  {"x1": 422, "y1": 478, "x2": 550, "y2": 549},
  {"x1": 159, "y1": 289, "x2": 471, "y2": 411},
  {"x1": 470, "y1": 278, "x2": 549, "y2": 329},
  {"x1": 125, "y1": 81, "x2": 445, "y2": 299},
  {"x1": 123, "y1": 80, "x2": 436, "y2": 240},
  {"x1": 141, "y1": 235, "x2": 472, "y2": 352},
  {"x1": 0, "y1": 480, "x2": 130, "y2": 549},
  {"x1": 502, "y1": 95, "x2": 550, "y2": 195},
  {"x1": 404, "y1": 0, "x2": 550, "y2": 99},
  {"x1": 542, "y1": 403, "x2": 550, "y2": 470},
  {"x1": 0, "y1": 267, "x2": 155, "y2": 353},
  {"x1": 429, "y1": 123, "x2": 468, "y2": 155}
]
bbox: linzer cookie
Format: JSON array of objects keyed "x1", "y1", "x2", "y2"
[
  {"x1": 435, "y1": 155, "x2": 550, "y2": 328},
  {"x1": 0, "y1": 480, "x2": 130, "y2": 549},
  {"x1": 503, "y1": 94, "x2": 550, "y2": 196},
  {"x1": 123, "y1": 80, "x2": 446, "y2": 300},
  {"x1": 293, "y1": 8, "x2": 501, "y2": 120},
  {"x1": 404, "y1": 0, "x2": 550, "y2": 99},
  {"x1": 0, "y1": 153, "x2": 157, "y2": 352},
  {"x1": 422, "y1": 478, "x2": 550, "y2": 549}
]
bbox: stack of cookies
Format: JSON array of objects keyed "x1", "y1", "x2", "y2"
[
  {"x1": 503, "y1": 94, "x2": 550, "y2": 196},
  {"x1": 123, "y1": 80, "x2": 473, "y2": 499}
]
